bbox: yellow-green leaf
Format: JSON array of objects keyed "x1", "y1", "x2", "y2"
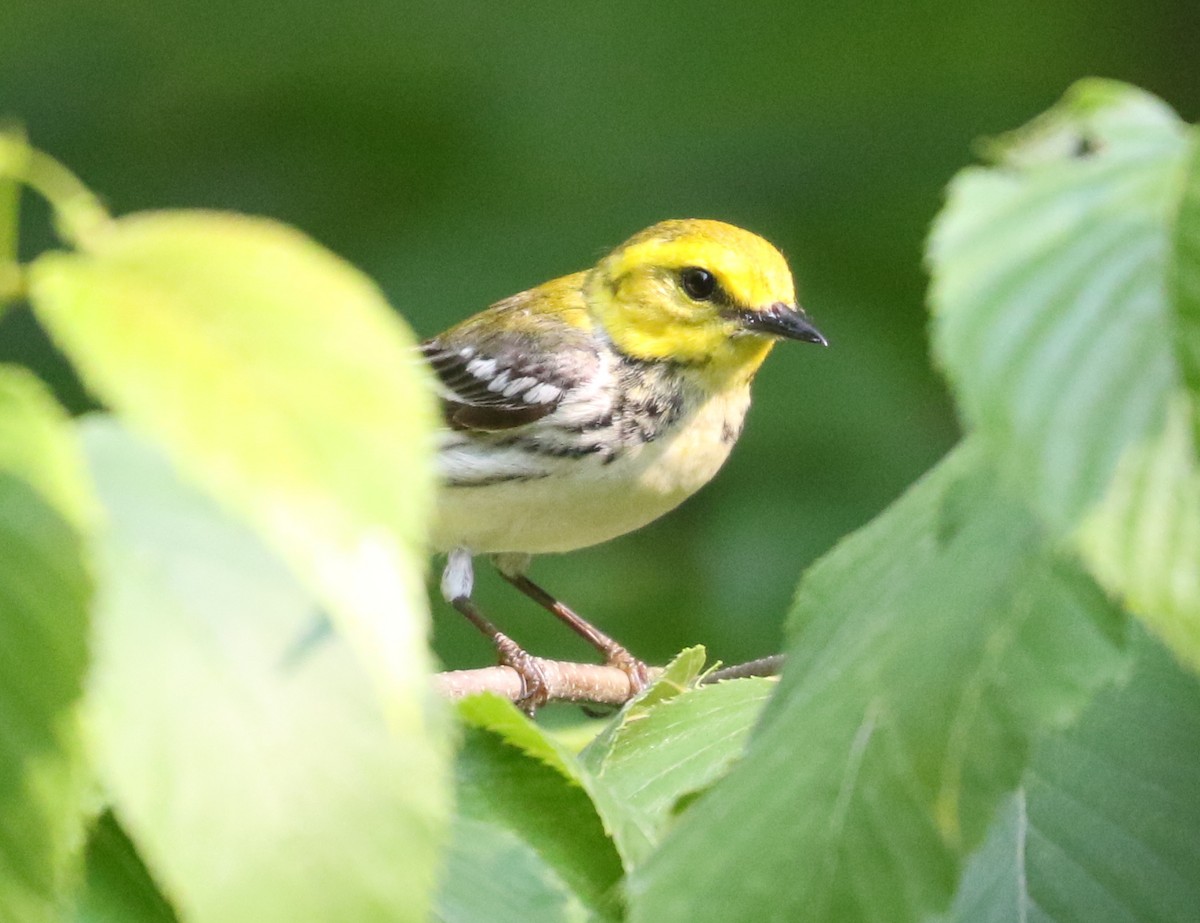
[
  {"x1": 0, "y1": 365, "x2": 94, "y2": 527},
  {"x1": 81, "y1": 418, "x2": 444, "y2": 923},
  {"x1": 929, "y1": 80, "x2": 1200, "y2": 673},
  {"x1": 1078, "y1": 400, "x2": 1200, "y2": 668},
  {"x1": 24, "y1": 210, "x2": 449, "y2": 919},
  {"x1": 0, "y1": 130, "x2": 24, "y2": 315},
  {"x1": 0, "y1": 366, "x2": 92, "y2": 922}
]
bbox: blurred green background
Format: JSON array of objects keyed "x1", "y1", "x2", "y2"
[{"x1": 2, "y1": 0, "x2": 1197, "y2": 672}]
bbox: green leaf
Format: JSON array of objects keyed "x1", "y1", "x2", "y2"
[
  {"x1": 583, "y1": 677, "x2": 774, "y2": 866},
  {"x1": 456, "y1": 694, "x2": 646, "y2": 872},
  {"x1": 72, "y1": 813, "x2": 177, "y2": 923},
  {"x1": 455, "y1": 648, "x2": 715, "y2": 873},
  {"x1": 943, "y1": 631, "x2": 1200, "y2": 923},
  {"x1": 1078, "y1": 400, "x2": 1200, "y2": 668},
  {"x1": 0, "y1": 131, "x2": 21, "y2": 315},
  {"x1": 974, "y1": 79, "x2": 1181, "y2": 170},
  {"x1": 928, "y1": 81, "x2": 1200, "y2": 667},
  {"x1": 435, "y1": 818, "x2": 598, "y2": 923},
  {"x1": 0, "y1": 368, "x2": 92, "y2": 923},
  {"x1": 80, "y1": 419, "x2": 445, "y2": 923},
  {"x1": 458, "y1": 693, "x2": 588, "y2": 786},
  {"x1": 0, "y1": 365, "x2": 95, "y2": 527},
  {"x1": 629, "y1": 646, "x2": 708, "y2": 710},
  {"x1": 930, "y1": 80, "x2": 1193, "y2": 532},
  {"x1": 436, "y1": 724, "x2": 625, "y2": 923},
  {"x1": 628, "y1": 443, "x2": 1128, "y2": 923},
  {"x1": 578, "y1": 646, "x2": 707, "y2": 778},
  {"x1": 0, "y1": 132, "x2": 20, "y2": 261},
  {"x1": 26, "y1": 209, "x2": 442, "y2": 727},
  {"x1": 1172, "y1": 134, "x2": 1200, "y2": 428}
]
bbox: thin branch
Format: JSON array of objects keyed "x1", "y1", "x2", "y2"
[
  {"x1": 702, "y1": 654, "x2": 786, "y2": 683},
  {"x1": 433, "y1": 659, "x2": 656, "y2": 706},
  {"x1": 0, "y1": 131, "x2": 110, "y2": 247},
  {"x1": 433, "y1": 653, "x2": 786, "y2": 707}
]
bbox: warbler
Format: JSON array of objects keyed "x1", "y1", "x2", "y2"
[{"x1": 424, "y1": 219, "x2": 826, "y2": 709}]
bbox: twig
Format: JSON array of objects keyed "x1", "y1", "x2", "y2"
[
  {"x1": 433, "y1": 659, "x2": 659, "y2": 706},
  {"x1": 702, "y1": 654, "x2": 786, "y2": 684},
  {"x1": 433, "y1": 653, "x2": 786, "y2": 706}
]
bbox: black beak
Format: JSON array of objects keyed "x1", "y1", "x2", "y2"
[{"x1": 736, "y1": 302, "x2": 828, "y2": 346}]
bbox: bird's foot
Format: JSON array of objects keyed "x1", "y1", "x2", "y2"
[
  {"x1": 494, "y1": 634, "x2": 550, "y2": 716},
  {"x1": 604, "y1": 644, "x2": 651, "y2": 699}
]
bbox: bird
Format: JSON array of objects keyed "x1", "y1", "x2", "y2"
[{"x1": 422, "y1": 219, "x2": 826, "y2": 711}]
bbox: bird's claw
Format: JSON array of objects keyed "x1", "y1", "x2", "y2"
[
  {"x1": 495, "y1": 635, "x2": 550, "y2": 716},
  {"x1": 605, "y1": 645, "x2": 651, "y2": 699}
]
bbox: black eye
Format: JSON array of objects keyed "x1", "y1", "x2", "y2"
[{"x1": 680, "y1": 267, "x2": 717, "y2": 301}]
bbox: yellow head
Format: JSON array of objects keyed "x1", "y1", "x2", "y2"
[{"x1": 585, "y1": 219, "x2": 826, "y2": 381}]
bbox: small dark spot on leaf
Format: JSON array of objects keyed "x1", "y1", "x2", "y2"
[
  {"x1": 671, "y1": 787, "x2": 711, "y2": 817},
  {"x1": 1071, "y1": 132, "x2": 1101, "y2": 159}
]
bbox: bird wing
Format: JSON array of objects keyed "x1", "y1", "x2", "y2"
[{"x1": 422, "y1": 286, "x2": 600, "y2": 433}]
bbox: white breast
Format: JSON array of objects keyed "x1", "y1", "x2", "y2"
[{"x1": 429, "y1": 385, "x2": 751, "y2": 555}]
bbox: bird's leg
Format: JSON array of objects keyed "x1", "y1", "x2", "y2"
[
  {"x1": 442, "y1": 548, "x2": 548, "y2": 714},
  {"x1": 492, "y1": 554, "x2": 650, "y2": 696}
]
